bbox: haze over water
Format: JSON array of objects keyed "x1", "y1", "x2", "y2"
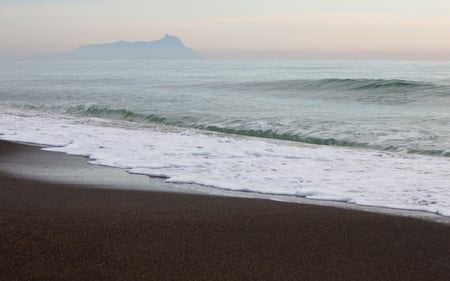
[{"x1": 2, "y1": 1, "x2": 450, "y2": 60}]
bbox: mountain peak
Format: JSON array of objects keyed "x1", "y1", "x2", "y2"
[
  {"x1": 158, "y1": 34, "x2": 184, "y2": 46},
  {"x1": 163, "y1": 34, "x2": 177, "y2": 40}
]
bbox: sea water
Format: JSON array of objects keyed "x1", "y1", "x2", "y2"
[{"x1": 1, "y1": 60, "x2": 449, "y2": 216}]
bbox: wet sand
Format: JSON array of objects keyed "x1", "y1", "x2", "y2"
[{"x1": 0, "y1": 140, "x2": 449, "y2": 281}]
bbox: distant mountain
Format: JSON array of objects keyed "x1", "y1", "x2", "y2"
[{"x1": 60, "y1": 35, "x2": 201, "y2": 60}]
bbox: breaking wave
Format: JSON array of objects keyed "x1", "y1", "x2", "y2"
[{"x1": 59, "y1": 104, "x2": 450, "y2": 157}]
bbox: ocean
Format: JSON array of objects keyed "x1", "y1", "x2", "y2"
[{"x1": 1, "y1": 60, "x2": 449, "y2": 216}]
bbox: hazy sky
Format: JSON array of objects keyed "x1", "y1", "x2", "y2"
[{"x1": 1, "y1": 0, "x2": 450, "y2": 59}]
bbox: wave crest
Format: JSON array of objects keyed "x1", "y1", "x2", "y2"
[
  {"x1": 241, "y1": 78, "x2": 437, "y2": 93},
  {"x1": 66, "y1": 105, "x2": 168, "y2": 123}
]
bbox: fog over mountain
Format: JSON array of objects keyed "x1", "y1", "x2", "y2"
[{"x1": 60, "y1": 35, "x2": 201, "y2": 60}]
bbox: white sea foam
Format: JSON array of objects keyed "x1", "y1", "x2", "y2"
[{"x1": 1, "y1": 108, "x2": 450, "y2": 216}]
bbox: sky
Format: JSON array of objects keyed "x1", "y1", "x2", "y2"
[{"x1": 1, "y1": 0, "x2": 450, "y2": 60}]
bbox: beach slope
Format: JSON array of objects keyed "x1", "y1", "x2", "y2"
[{"x1": 0, "y1": 140, "x2": 449, "y2": 281}]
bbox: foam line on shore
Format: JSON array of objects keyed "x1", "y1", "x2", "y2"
[{"x1": 1, "y1": 139, "x2": 449, "y2": 225}]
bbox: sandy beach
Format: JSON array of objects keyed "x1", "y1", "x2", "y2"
[{"x1": 1, "y1": 140, "x2": 449, "y2": 281}]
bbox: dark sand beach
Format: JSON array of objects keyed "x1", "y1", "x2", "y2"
[{"x1": 0, "y1": 140, "x2": 449, "y2": 281}]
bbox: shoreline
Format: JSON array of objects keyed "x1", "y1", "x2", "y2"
[
  {"x1": 2, "y1": 138, "x2": 449, "y2": 224},
  {"x1": 1, "y1": 139, "x2": 450, "y2": 280}
]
